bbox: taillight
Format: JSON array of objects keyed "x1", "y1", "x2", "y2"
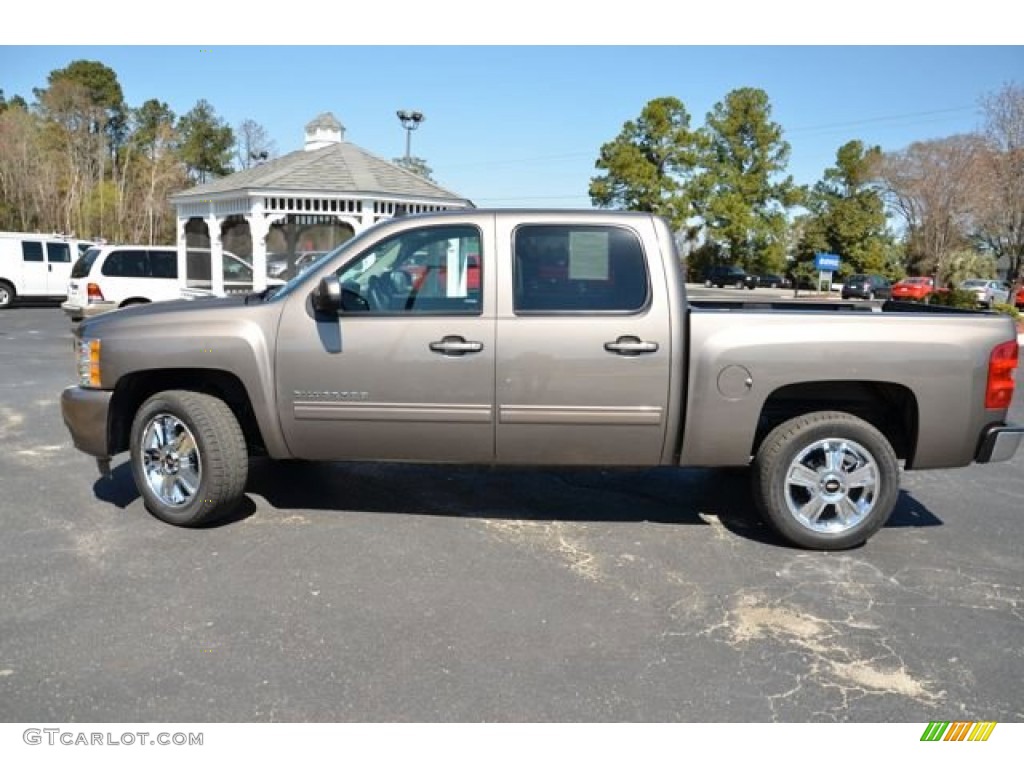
[
  {"x1": 986, "y1": 340, "x2": 1019, "y2": 409},
  {"x1": 87, "y1": 282, "x2": 104, "y2": 302}
]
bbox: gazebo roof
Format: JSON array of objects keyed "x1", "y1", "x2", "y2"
[{"x1": 170, "y1": 141, "x2": 469, "y2": 204}]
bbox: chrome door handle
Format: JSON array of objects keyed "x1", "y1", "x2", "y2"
[
  {"x1": 604, "y1": 336, "x2": 659, "y2": 356},
  {"x1": 429, "y1": 336, "x2": 484, "y2": 356}
]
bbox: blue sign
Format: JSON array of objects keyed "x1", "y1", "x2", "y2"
[{"x1": 814, "y1": 252, "x2": 840, "y2": 271}]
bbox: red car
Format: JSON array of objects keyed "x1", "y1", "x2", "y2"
[
  {"x1": 891, "y1": 276, "x2": 935, "y2": 301},
  {"x1": 1015, "y1": 284, "x2": 1024, "y2": 309}
]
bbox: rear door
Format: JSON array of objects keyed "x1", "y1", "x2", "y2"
[
  {"x1": 20, "y1": 240, "x2": 47, "y2": 295},
  {"x1": 494, "y1": 218, "x2": 672, "y2": 465}
]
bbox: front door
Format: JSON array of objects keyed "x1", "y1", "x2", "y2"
[
  {"x1": 494, "y1": 220, "x2": 672, "y2": 466},
  {"x1": 45, "y1": 241, "x2": 73, "y2": 294},
  {"x1": 276, "y1": 221, "x2": 496, "y2": 463}
]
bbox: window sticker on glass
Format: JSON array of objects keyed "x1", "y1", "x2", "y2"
[{"x1": 568, "y1": 231, "x2": 610, "y2": 281}]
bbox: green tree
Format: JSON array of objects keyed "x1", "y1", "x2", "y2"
[
  {"x1": 936, "y1": 248, "x2": 997, "y2": 288},
  {"x1": 695, "y1": 88, "x2": 799, "y2": 273},
  {"x1": 129, "y1": 99, "x2": 185, "y2": 244},
  {"x1": 799, "y1": 140, "x2": 894, "y2": 280},
  {"x1": 39, "y1": 60, "x2": 127, "y2": 147},
  {"x1": 588, "y1": 96, "x2": 701, "y2": 231},
  {"x1": 178, "y1": 99, "x2": 234, "y2": 183},
  {"x1": 392, "y1": 156, "x2": 435, "y2": 182}
]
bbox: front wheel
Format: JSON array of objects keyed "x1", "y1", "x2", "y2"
[
  {"x1": 130, "y1": 390, "x2": 248, "y2": 526},
  {"x1": 752, "y1": 411, "x2": 900, "y2": 550}
]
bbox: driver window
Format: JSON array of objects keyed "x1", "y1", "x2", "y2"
[{"x1": 334, "y1": 225, "x2": 482, "y2": 314}]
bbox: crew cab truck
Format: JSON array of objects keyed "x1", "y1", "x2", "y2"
[{"x1": 60, "y1": 210, "x2": 1023, "y2": 550}]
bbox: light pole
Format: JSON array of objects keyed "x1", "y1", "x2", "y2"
[{"x1": 396, "y1": 110, "x2": 425, "y2": 161}]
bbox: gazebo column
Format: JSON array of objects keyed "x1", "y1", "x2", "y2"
[
  {"x1": 247, "y1": 211, "x2": 285, "y2": 291},
  {"x1": 176, "y1": 218, "x2": 188, "y2": 296},
  {"x1": 207, "y1": 213, "x2": 225, "y2": 296},
  {"x1": 359, "y1": 198, "x2": 376, "y2": 233}
]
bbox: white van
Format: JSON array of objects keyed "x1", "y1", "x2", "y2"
[
  {"x1": 0, "y1": 232, "x2": 95, "y2": 308},
  {"x1": 62, "y1": 245, "x2": 283, "y2": 319}
]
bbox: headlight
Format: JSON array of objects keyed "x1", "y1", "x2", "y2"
[{"x1": 77, "y1": 338, "x2": 102, "y2": 388}]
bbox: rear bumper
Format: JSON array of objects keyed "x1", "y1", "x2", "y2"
[
  {"x1": 975, "y1": 423, "x2": 1024, "y2": 463},
  {"x1": 60, "y1": 386, "x2": 113, "y2": 459},
  {"x1": 62, "y1": 300, "x2": 116, "y2": 319}
]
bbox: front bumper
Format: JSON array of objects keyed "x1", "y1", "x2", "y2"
[
  {"x1": 975, "y1": 424, "x2": 1024, "y2": 463},
  {"x1": 60, "y1": 386, "x2": 113, "y2": 459}
]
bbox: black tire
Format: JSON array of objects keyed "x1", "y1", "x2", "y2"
[
  {"x1": 130, "y1": 390, "x2": 248, "y2": 527},
  {"x1": 752, "y1": 411, "x2": 900, "y2": 550},
  {"x1": 0, "y1": 279, "x2": 15, "y2": 309}
]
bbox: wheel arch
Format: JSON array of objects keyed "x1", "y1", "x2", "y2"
[
  {"x1": 752, "y1": 380, "x2": 919, "y2": 467},
  {"x1": 109, "y1": 369, "x2": 268, "y2": 458}
]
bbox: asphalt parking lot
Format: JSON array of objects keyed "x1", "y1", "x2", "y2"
[{"x1": 1, "y1": 305, "x2": 1022, "y2": 723}]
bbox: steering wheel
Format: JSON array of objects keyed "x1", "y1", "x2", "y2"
[{"x1": 366, "y1": 275, "x2": 390, "y2": 312}]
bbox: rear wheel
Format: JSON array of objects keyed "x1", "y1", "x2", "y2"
[
  {"x1": 130, "y1": 390, "x2": 248, "y2": 527},
  {"x1": 0, "y1": 280, "x2": 15, "y2": 309},
  {"x1": 752, "y1": 411, "x2": 900, "y2": 550}
]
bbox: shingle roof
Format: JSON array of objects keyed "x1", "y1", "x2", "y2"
[{"x1": 171, "y1": 142, "x2": 469, "y2": 203}]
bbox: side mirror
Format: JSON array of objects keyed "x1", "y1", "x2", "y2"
[{"x1": 311, "y1": 276, "x2": 342, "y2": 313}]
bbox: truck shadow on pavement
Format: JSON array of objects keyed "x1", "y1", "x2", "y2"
[{"x1": 93, "y1": 459, "x2": 941, "y2": 546}]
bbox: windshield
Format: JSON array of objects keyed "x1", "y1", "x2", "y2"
[{"x1": 961, "y1": 279, "x2": 987, "y2": 287}]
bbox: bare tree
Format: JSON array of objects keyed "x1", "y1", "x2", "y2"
[
  {"x1": 971, "y1": 83, "x2": 1024, "y2": 284},
  {"x1": 876, "y1": 135, "x2": 982, "y2": 277},
  {"x1": 235, "y1": 118, "x2": 276, "y2": 170}
]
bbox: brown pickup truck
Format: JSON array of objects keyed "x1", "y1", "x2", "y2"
[{"x1": 60, "y1": 210, "x2": 1023, "y2": 549}]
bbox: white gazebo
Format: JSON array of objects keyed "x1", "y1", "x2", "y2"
[{"x1": 169, "y1": 112, "x2": 473, "y2": 293}]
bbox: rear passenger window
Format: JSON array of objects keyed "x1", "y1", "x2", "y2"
[
  {"x1": 102, "y1": 250, "x2": 149, "y2": 278},
  {"x1": 46, "y1": 242, "x2": 71, "y2": 263},
  {"x1": 21, "y1": 241, "x2": 44, "y2": 262},
  {"x1": 513, "y1": 225, "x2": 648, "y2": 312},
  {"x1": 148, "y1": 250, "x2": 178, "y2": 279}
]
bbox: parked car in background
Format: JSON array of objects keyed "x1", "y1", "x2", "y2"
[
  {"x1": 841, "y1": 274, "x2": 892, "y2": 300},
  {"x1": 63, "y1": 245, "x2": 284, "y2": 319},
  {"x1": 959, "y1": 279, "x2": 1011, "y2": 309},
  {"x1": 268, "y1": 251, "x2": 328, "y2": 280},
  {"x1": 704, "y1": 265, "x2": 757, "y2": 289},
  {"x1": 891, "y1": 276, "x2": 935, "y2": 302},
  {"x1": 1015, "y1": 284, "x2": 1024, "y2": 310},
  {"x1": 0, "y1": 232, "x2": 95, "y2": 308},
  {"x1": 755, "y1": 273, "x2": 786, "y2": 288}
]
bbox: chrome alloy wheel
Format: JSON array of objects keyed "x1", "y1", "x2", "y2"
[
  {"x1": 783, "y1": 438, "x2": 879, "y2": 534},
  {"x1": 140, "y1": 413, "x2": 201, "y2": 507}
]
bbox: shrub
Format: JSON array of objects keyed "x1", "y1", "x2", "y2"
[
  {"x1": 927, "y1": 289, "x2": 978, "y2": 310},
  {"x1": 991, "y1": 302, "x2": 1021, "y2": 321}
]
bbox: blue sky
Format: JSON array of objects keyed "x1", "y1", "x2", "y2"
[{"x1": 1, "y1": 44, "x2": 1021, "y2": 207}]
